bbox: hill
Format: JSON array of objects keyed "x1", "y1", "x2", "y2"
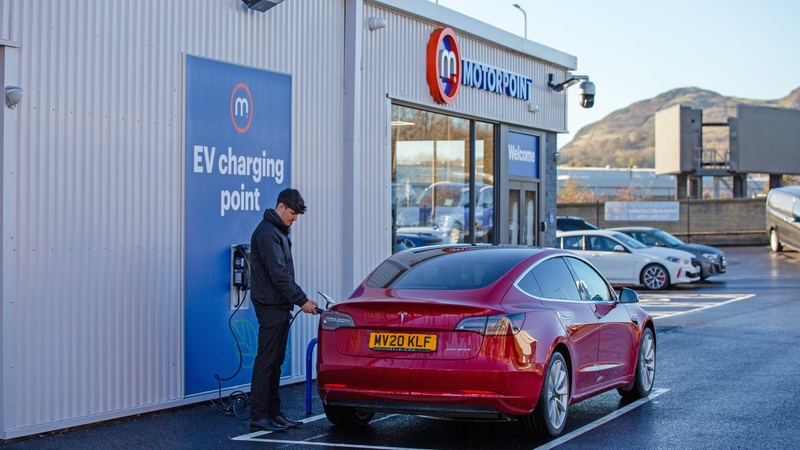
[{"x1": 559, "y1": 86, "x2": 800, "y2": 168}]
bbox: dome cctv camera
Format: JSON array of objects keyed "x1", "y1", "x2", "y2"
[
  {"x1": 5, "y1": 86, "x2": 23, "y2": 109},
  {"x1": 578, "y1": 81, "x2": 595, "y2": 108}
]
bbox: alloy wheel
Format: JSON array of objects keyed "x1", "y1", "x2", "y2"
[
  {"x1": 639, "y1": 331, "x2": 655, "y2": 392},
  {"x1": 546, "y1": 359, "x2": 569, "y2": 430},
  {"x1": 642, "y1": 265, "x2": 667, "y2": 290}
]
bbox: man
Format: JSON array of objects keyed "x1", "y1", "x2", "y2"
[{"x1": 249, "y1": 188, "x2": 318, "y2": 432}]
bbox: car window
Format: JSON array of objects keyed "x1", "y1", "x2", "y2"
[
  {"x1": 516, "y1": 270, "x2": 543, "y2": 297},
  {"x1": 612, "y1": 232, "x2": 647, "y2": 249},
  {"x1": 632, "y1": 232, "x2": 660, "y2": 246},
  {"x1": 587, "y1": 236, "x2": 618, "y2": 252},
  {"x1": 478, "y1": 189, "x2": 493, "y2": 207},
  {"x1": 530, "y1": 257, "x2": 582, "y2": 301},
  {"x1": 651, "y1": 229, "x2": 684, "y2": 246},
  {"x1": 366, "y1": 247, "x2": 527, "y2": 290},
  {"x1": 565, "y1": 257, "x2": 614, "y2": 302},
  {"x1": 561, "y1": 235, "x2": 583, "y2": 250},
  {"x1": 794, "y1": 200, "x2": 800, "y2": 220}
]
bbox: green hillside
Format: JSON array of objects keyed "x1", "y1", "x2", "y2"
[{"x1": 559, "y1": 86, "x2": 800, "y2": 168}]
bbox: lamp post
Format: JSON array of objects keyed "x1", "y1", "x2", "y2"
[{"x1": 513, "y1": 4, "x2": 527, "y2": 40}]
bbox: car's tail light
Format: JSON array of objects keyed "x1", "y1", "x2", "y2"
[
  {"x1": 320, "y1": 311, "x2": 355, "y2": 331},
  {"x1": 455, "y1": 313, "x2": 525, "y2": 336}
]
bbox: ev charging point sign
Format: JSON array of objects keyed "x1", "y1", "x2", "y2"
[{"x1": 184, "y1": 55, "x2": 292, "y2": 395}]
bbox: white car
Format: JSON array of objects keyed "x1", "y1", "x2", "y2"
[{"x1": 556, "y1": 229, "x2": 700, "y2": 290}]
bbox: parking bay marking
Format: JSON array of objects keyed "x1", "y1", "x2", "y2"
[
  {"x1": 234, "y1": 390, "x2": 669, "y2": 449},
  {"x1": 232, "y1": 413, "x2": 417, "y2": 448},
  {"x1": 534, "y1": 388, "x2": 669, "y2": 450},
  {"x1": 638, "y1": 294, "x2": 755, "y2": 319}
]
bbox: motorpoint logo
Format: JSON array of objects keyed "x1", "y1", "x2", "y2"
[
  {"x1": 426, "y1": 28, "x2": 461, "y2": 105},
  {"x1": 230, "y1": 83, "x2": 253, "y2": 133}
]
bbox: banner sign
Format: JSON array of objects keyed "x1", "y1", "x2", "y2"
[
  {"x1": 508, "y1": 131, "x2": 539, "y2": 179},
  {"x1": 184, "y1": 55, "x2": 292, "y2": 395},
  {"x1": 605, "y1": 201, "x2": 680, "y2": 221}
]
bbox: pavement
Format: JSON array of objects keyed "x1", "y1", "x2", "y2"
[{"x1": 0, "y1": 381, "x2": 324, "y2": 449}]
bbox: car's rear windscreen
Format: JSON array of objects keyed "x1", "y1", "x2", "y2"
[{"x1": 366, "y1": 248, "x2": 530, "y2": 290}]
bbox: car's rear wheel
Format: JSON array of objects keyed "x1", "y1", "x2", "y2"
[
  {"x1": 618, "y1": 327, "x2": 656, "y2": 399},
  {"x1": 770, "y1": 229, "x2": 783, "y2": 252},
  {"x1": 523, "y1": 352, "x2": 569, "y2": 437},
  {"x1": 323, "y1": 404, "x2": 374, "y2": 427},
  {"x1": 641, "y1": 264, "x2": 669, "y2": 290}
]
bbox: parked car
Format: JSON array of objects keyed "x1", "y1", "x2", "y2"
[
  {"x1": 396, "y1": 182, "x2": 493, "y2": 245},
  {"x1": 766, "y1": 185, "x2": 800, "y2": 252},
  {"x1": 556, "y1": 216, "x2": 598, "y2": 231},
  {"x1": 608, "y1": 227, "x2": 725, "y2": 280},
  {"x1": 556, "y1": 229, "x2": 700, "y2": 290},
  {"x1": 317, "y1": 245, "x2": 655, "y2": 437}
]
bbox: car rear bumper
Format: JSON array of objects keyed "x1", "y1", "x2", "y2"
[{"x1": 317, "y1": 360, "x2": 545, "y2": 416}]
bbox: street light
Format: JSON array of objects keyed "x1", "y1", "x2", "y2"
[{"x1": 513, "y1": 3, "x2": 527, "y2": 39}]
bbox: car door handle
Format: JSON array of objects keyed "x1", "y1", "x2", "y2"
[
  {"x1": 630, "y1": 314, "x2": 639, "y2": 325},
  {"x1": 560, "y1": 314, "x2": 571, "y2": 321}
]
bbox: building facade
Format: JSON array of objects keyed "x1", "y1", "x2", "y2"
[{"x1": 0, "y1": 0, "x2": 576, "y2": 438}]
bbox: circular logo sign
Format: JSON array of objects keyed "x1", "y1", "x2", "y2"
[
  {"x1": 230, "y1": 83, "x2": 253, "y2": 133},
  {"x1": 426, "y1": 28, "x2": 462, "y2": 104}
]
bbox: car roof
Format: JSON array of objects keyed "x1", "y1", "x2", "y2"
[
  {"x1": 556, "y1": 229, "x2": 627, "y2": 238},
  {"x1": 556, "y1": 216, "x2": 589, "y2": 221},
  {"x1": 771, "y1": 185, "x2": 800, "y2": 196},
  {"x1": 606, "y1": 227, "x2": 657, "y2": 232}
]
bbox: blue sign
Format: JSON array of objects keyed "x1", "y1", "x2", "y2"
[
  {"x1": 184, "y1": 56, "x2": 292, "y2": 395},
  {"x1": 508, "y1": 131, "x2": 539, "y2": 178}
]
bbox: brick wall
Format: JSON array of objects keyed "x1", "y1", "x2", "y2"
[{"x1": 557, "y1": 198, "x2": 768, "y2": 246}]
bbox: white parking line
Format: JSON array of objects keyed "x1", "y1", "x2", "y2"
[
  {"x1": 643, "y1": 294, "x2": 754, "y2": 319},
  {"x1": 533, "y1": 388, "x2": 669, "y2": 450},
  {"x1": 231, "y1": 413, "x2": 327, "y2": 441}
]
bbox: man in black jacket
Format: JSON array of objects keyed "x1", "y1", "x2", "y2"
[{"x1": 249, "y1": 188, "x2": 318, "y2": 432}]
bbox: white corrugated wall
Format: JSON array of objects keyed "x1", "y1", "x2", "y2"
[{"x1": 0, "y1": 0, "x2": 344, "y2": 438}]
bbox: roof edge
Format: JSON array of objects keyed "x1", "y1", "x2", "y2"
[{"x1": 368, "y1": 0, "x2": 578, "y2": 70}]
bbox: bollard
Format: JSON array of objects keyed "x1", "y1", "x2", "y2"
[{"x1": 305, "y1": 338, "x2": 318, "y2": 415}]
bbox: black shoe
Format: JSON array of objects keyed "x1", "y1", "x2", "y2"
[
  {"x1": 249, "y1": 417, "x2": 288, "y2": 432},
  {"x1": 271, "y1": 413, "x2": 303, "y2": 428}
]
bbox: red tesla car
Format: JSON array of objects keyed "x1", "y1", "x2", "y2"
[{"x1": 316, "y1": 245, "x2": 656, "y2": 437}]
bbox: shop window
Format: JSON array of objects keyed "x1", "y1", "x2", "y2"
[{"x1": 391, "y1": 105, "x2": 494, "y2": 252}]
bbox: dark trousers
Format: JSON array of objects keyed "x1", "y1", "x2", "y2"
[{"x1": 250, "y1": 307, "x2": 291, "y2": 421}]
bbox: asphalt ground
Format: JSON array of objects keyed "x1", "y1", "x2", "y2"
[{"x1": 3, "y1": 245, "x2": 800, "y2": 449}]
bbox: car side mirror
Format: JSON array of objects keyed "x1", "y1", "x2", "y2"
[
  {"x1": 619, "y1": 287, "x2": 639, "y2": 304},
  {"x1": 613, "y1": 244, "x2": 626, "y2": 252}
]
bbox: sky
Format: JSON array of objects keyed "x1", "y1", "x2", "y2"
[{"x1": 432, "y1": 0, "x2": 800, "y2": 148}]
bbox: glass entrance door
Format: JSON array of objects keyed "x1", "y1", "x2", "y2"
[{"x1": 508, "y1": 181, "x2": 538, "y2": 246}]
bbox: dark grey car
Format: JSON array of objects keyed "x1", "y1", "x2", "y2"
[{"x1": 608, "y1": 227, "x2": 726, "y2": 280}]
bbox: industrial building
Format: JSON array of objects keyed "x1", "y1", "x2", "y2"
[{"x1": 0, "y1": 0, "x2": 582, "y2": 438}]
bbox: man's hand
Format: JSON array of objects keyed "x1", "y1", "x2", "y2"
[{"x1": 301, "y1": 300, "x2": 319, "y2": 315}]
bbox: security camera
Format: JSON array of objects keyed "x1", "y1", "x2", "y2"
[
  {"x1": 578, "y1": 80, "x2": 595, "y2": 108},
  {"x1": 5, "y1": 86, "x2": 23, "y2": 109},
  {"x1": 547, "y1": 74, "x2": 595, "y2": 108}
]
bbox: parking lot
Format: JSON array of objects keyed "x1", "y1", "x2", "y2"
[{"x1": 4, "y1": 245, "x2": 800, "y2": 449}]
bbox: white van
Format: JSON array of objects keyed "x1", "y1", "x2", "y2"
[{"x1": 766, "y1": 186, "x2": 800, "y2": 252}]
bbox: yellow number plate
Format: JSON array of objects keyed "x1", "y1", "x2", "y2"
[{"x1": 369, "y1": 332, "x2": 437, "y2": 352}]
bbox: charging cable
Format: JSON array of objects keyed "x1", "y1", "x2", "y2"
[{"x1": 210, "y1": 286, "x2": 251, "y2": 420}]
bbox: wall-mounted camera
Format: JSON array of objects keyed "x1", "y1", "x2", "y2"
[
  {"x1": 578, "y1": 80, "x2": 595, "y2": 108},
  {"x1": 548, "y1": 74, "x2": 595, "y2": 109}
]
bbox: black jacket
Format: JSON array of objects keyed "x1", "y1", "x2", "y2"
[{"x1": 249, "y1": 209, "x2": 308, "y2": 310}]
